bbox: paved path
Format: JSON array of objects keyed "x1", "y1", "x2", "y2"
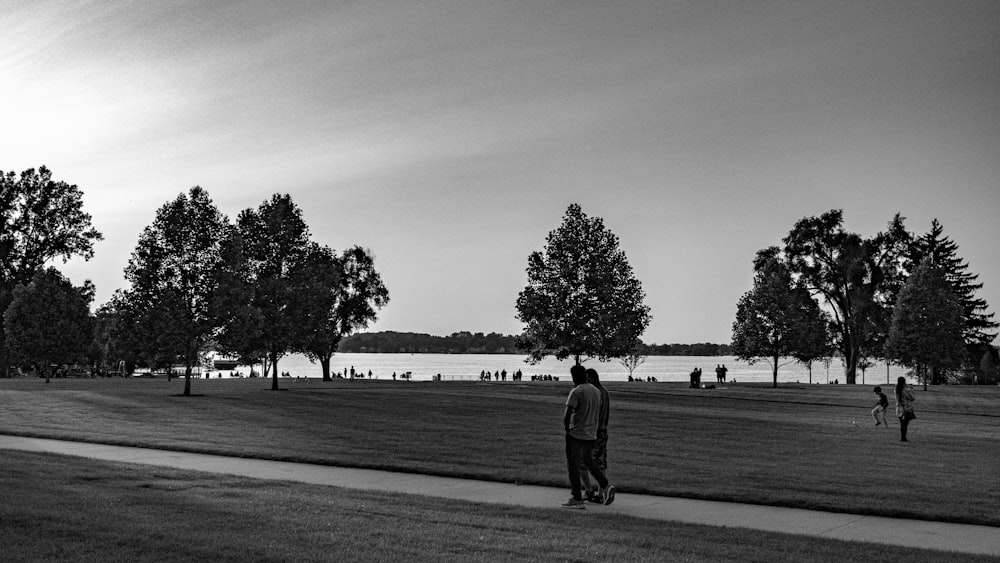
[{"x1": 2, "y1": 435, "x2": 997, "y2": 557}]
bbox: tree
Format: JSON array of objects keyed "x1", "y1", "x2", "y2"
[
  {"x1": 118, "y1": 186, "x2": 232, "y2": 395},
  {"x1": 3, "y1": 268, "x2": 94, "y2": 382},
  {"x1": 516, "y1": 204, "x2": 651, "y2": 365},
  {"x1": 236, "y1": 194, "x2": 313, "y2": 390},
  {"x1": 885, "y1": 258, "x2": 966, "y2": 388},
  {"x1": 0, "y1": 166, "x2": 102, "y2": 377},
  {"x1": 980, "y1": 349, "x2": 998, "y2": 385},
  {"x1": 300, "y1": 245, "x2": 389, "y2": 381},
  {"x1": 731, "y1": 248, "x2": 829, "y2": 387},
  {"x1": 619, "y1": 345, "x2": 647, "y2": 380},
  {"x1": 781, "y1": 210, "x2": 909, "y2": 384},
  {"x1": 908, "y1": 219, "x2": 997, "y2": 348}
]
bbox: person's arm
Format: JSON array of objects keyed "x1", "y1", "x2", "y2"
[{"x1": 564, "y1": 406, "x2": 574, "y2": 433}]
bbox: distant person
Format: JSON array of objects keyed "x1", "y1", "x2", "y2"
[
  {"x1": 689, "y1": 367, "x2": 702, "y2": 388},
  {"x1": 720, "y1": 364, "x2": 728, "y2": 383},
  {"x1": 579, "y1": 368, "x2": 611, "y2": 503},
  {"x1": 562, "y1": 364, "x2": 615, "y2": 509},
  {"x1": 715, "y1": 365, "x2": 723, "y2": 383},
  {"x1": 894, "y1": 377, "x2": 916, "y2": 442},
  {"x1": 871, "y1": 386, "x2": 889, "y2": 427}
]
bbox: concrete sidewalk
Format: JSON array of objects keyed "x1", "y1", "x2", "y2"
[{"x1": 2, "y1": 435, "x2": 997, "y2": 557}]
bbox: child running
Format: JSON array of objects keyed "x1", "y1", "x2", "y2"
[{"x1": 871, "y1": 386, "x2": 889, "y2": 428}]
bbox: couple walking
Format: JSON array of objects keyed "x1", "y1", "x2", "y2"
[{"x1": 562, "y1": 364, "x2": 615, "y2": 509}]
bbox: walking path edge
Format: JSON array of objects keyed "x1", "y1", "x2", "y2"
[{"x1": 2, "y1": 435, "x2": 997, "y2": 557}]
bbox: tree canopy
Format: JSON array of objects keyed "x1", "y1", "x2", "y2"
[
  {"x1": 779, "y1": 210, "x2": 909, "y2": 384},
  {"x1": 908, "y1": 219, "x2": 997, "y2": 348},
  {"x1": 117, "y1": 186, "x2": 231, "y2": 395},
  {"x1": 0, "y1": 166, "x2": 102, "y2": 377},
  {"x1": 886, "y1": 258, "x2": 966, "y2": 386},
  {"x1": 235, "y1": 194, "x2": 314, "y2": 390},
  {"x1": 3, "y1": 267, "x2": 94, "y2": 381},
  {"x1": 299, "y1": 245, "x2": 389, "y2": 381},
  {"x1": 731, "y1": 248, "x2": 829, "y2": 387},
  {"x1": 516, "y1": 203, "x2": 650, "y2": 365}
]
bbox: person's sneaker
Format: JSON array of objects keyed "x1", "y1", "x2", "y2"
[
  {"x1": 585, "y1": 491, "x2": 603, "y2": 503},
  {"x1": 561, "y1": 497, "x2": 586, "y2": 509},
  {"x1": 602, "y1": 485, "x2": 616, "y2": 506},
  {"x1": 874, "y1": 422, "x2": 881, "y2": 426}
]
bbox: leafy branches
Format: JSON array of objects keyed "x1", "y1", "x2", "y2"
[{"x1": 516, "y1": 204, "x2": 650, "y2": 365}]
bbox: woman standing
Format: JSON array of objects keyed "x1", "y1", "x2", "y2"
[{"x1": 894, "y1": 376, "x2": 916, "y2": 442}]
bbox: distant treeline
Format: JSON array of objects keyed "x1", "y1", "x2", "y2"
[{"x1": 338, "y1": 331, "x2": 731, "y2": 356}]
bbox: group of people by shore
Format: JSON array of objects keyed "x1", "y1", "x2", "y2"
[{"x1": 479, "y1": 369, "x2": 524, "y2": 381}]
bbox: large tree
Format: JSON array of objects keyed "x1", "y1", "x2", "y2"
[
  {"x1": 516, "y1": 203, "x2": 650, "y2": 365},
  {"x1": 0, "y1": 166, "x2": 102, "y2": 377},
  {"x1": 236, "y1": 194, "x2": 313, "y2": 390},
  {"x1": 731, "y1": 248, "x2": 829, "y2": 387},
  {"x1": 781, "y1": 210, "x2": 909, "y2": 384},
  {"x1": 119, "y1": 186, "x2": 231, "y2": 396},
  {"x1": 908, "y1": 219, "x2": 997, "y2": 348},
  {"x1": 885, "y1": 258, "x2": 966, "y2": 387},
  {"x1": 3, "y1": 267, "x2": 94, "y2": 382},
  {"x1": 300, "y1": 245, "x2": 389, "y2": 381}
]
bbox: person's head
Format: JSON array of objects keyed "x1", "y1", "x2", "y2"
[
  {"x1": 570, "y1": 364, "x2": 587, "y2": 385},
  {"x1": 895, "y1": 376, "x2": 906, "y2": 396},
  {"x1": 874, "y1": 386, "x2": 882, "y2": 394},
  {"x1": 586, "y1": 368, "x2": 602, "y2": 389}
]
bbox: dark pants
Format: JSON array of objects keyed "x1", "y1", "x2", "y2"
[
  {"x1": 579, "y1": 429, "x2": 609, "y2": 495},
  {"x1": 566, "y1": 434, "x2": 608, "y2": 500},
  {"x1": 899, "y1": 414, "x2": 911, "y2": 441}
]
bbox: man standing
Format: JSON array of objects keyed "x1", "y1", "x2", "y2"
[{"x1": 562, "y1": 364, "x2": 615, "y2": 509}]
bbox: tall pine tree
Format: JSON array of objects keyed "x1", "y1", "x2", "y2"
[{"x1": 908, "y1": 219, "x2": 997, "y2": 347}]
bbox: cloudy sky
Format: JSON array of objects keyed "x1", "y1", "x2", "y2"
[{"x1": 4, "y1": 1, "x2": 998, "y2": 344}]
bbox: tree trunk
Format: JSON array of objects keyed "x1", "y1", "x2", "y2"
[
  {"x1": 183, "y1": 363, "x2": 192, "y2": 396},
  {"x1": 843, "y1": 348, "x2": 858, "y2": 384},
  {"x1": 270, "y1": 351, "x2": 280, "y2": 391},
  {"x1": 771, "y1": 354, "x2": 778, "y2": 388},
  {"x1": 320, "y1": 354, "x2": 332, "y2": 381}
]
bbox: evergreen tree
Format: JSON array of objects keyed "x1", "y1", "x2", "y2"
[{"x1": 908, "y1": 219, "x2": 997, "y2": 347}]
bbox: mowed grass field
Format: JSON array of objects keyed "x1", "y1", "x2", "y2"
[
  {"x1": 4, "y1": 449, "x2": 994, "y2": 563},
  {"x1": 1, "y1": 376, "x2": 997, "y2": 527}
]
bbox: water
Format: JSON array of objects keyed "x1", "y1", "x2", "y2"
[{"x1": 210, "y1": 353, "x2": 909, "y2": 385}]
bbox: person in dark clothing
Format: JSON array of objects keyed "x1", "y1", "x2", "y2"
[
  {"x1": 562, "y1": 364, "x2": 615, "y2": 509},
  {"x1": 871, "y1": 386, "x2": 889, "y2": 427},
  {"x1": 894, "y1": 377, "x2": 916, "y2": 442},
  {"x1": 580, "y1": 368, "x2": 611, "y2": 502}
]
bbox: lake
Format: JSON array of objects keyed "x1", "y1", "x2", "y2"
[{"x1": 213, "y1": 352, "x2": 909, "y2": 385}]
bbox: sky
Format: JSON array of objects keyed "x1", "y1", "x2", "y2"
[{"x1": 3, "y1": 1, "x2": 998, "y2": 345}]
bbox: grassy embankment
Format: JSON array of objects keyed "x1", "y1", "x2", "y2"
[{"x1": 1, "y1": 377, "x2": 996, "y2": 526}]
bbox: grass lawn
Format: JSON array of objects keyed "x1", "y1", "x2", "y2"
[
  {"x1": 0, "y1": 377, "x2": 997, "y2": 529},
  {"x1": 2, "y1": 449, "x2": 993, "y2": 563}
]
